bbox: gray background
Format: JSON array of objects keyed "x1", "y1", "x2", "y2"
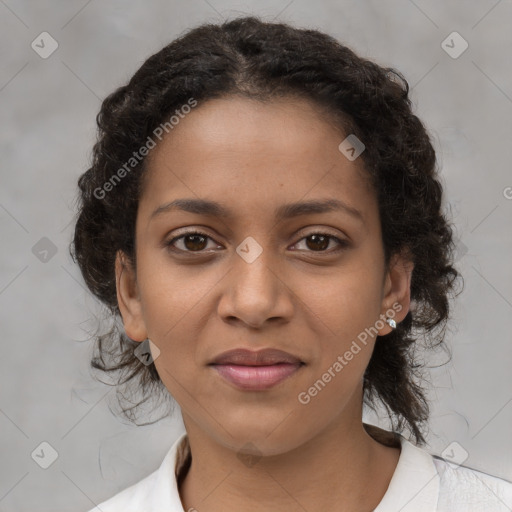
[{"x1": 1, "y1": 1, "x2": 511, "y2": 511}]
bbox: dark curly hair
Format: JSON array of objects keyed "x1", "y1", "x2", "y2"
[{"x1": 70, "y1": 15, "x2": 463, "y2": 444}]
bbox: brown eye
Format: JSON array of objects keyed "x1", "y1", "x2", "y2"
[
  {"x1": 293, "y1": 233, "x2": 348, "y2": 253},
  {"x1": 182, "y1": 234, "x2": 208, "y2": 251},
  {"x1": 305, "y1": 234, "x2": 330, "y2": 251},
  {"x1": 166, "y1": 231, "x2": 217, "y2": 252},
  {"x1": 166, "y1": 231, "x2": 348, "y2": 255}
]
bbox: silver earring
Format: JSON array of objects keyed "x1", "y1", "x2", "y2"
[{"x1": 386, "y1": 317, "x2": 397, "y2": 329}]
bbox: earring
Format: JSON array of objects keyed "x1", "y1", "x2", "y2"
[{"x1": 386, "y1": 317, "x2": 397, "y2": 329}]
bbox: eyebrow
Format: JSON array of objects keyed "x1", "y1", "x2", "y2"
[{"x1": 150, "y1": 198, "x2": 364, "y2": 223}]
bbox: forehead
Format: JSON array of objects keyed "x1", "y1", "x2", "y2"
[
  {"x1": 139, "y1": 96, "x2": 376, "y2": 226},
  {"x1": 146, "y1": 95, "x2": 348, "y2": 164}
]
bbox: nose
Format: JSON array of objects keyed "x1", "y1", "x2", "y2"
[{"x1": 217, "y1": 245, "x2": 294, "y2": 329}]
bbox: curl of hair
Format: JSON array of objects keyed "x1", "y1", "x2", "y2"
[{"x1": 70, "y1": 15, "x2": 463, "y2": 444}]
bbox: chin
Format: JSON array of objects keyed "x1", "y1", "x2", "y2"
[{"x1": 208, "y1": 410, "x2": 313, "y2": 456}]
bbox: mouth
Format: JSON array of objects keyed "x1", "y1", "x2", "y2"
[{"x1": 208, "y1": 348, "x2": 305, "y2": 391}]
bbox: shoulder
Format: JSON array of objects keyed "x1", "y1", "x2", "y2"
[
  {"x1": 85, "y1": 470, "x2": 158, "y2": 512},
  {"x1": 432, "y1": 455, "x2": 512, "y2": 511},
  {"x1": 84, "y1": 432, "x2": 188, "y2": 512},
  {"x1": 374, "y1": 432, "x2": 512, "y2": 512}
]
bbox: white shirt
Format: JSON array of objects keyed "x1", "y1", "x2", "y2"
[{"x1": 86, "y1": 432, "x2": 512, "y2": 511}]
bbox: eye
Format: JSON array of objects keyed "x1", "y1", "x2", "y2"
[
  {"x1": 165, "y1": 230, "x2": 348, "y2": 254},
  {"x1": 166, "y1": 230, "x2": 220, "y2": 253},
  {"x1": 291, "y1": 233, "x2": 349, "y2": 253}
]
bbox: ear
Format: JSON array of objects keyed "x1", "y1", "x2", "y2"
[
  {"x1": 115, "y1": 250, "x2": 147, "y2": 342},
  {"x1": 378, "y1": 248, "x2": 414, "y2": 335}
]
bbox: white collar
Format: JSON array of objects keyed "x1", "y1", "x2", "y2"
[
  {"x1": 374, "y1": 435, "x2": 439, "y2": 511},
  {"x1": 95, "y1": 431, "x2": 439, "y2": 511}
]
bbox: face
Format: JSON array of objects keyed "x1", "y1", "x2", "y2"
[{"x1": 116, "y1": 95, "x2": 413, "y2": 456}]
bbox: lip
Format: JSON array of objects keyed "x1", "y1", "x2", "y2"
[
  {"x1": 210, "y1": 348, "x2": 303, "y2": 366},
  {"x1": 209, "y1": 348, "x2": 304, "y2": 390}
]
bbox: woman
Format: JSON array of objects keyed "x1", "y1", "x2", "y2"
[{"x1": 71, "y1": 15, "x2": 512, "y2": 511}]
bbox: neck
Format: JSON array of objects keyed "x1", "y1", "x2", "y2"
[{"x1": 178, "y1": 415, "x2": 401, "y2": 512}]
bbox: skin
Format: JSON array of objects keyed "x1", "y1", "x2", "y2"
[{"x1": 116, "y1": 95, "x2": 414, "y2": 512}]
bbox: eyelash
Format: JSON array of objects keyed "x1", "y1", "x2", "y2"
[{"x1": 165, "y1": 230, "x2": 349, "y2": 255}]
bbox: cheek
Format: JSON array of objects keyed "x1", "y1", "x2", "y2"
[
  {"x1": 295, "y1": 282, "x2": 380, "y2": 418},
  {"x1": 290, "y1": 271, "x2": 383, "y2": 405},
  {"x1": 137, "y1": 254, "x2": 221, "y2": 338},
  {"x1": 292, "y1": 268, "x2": 384, "y2": 348},
  {"x1": 136, "y1": 262, "x2": 212, "y2": 394}
]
